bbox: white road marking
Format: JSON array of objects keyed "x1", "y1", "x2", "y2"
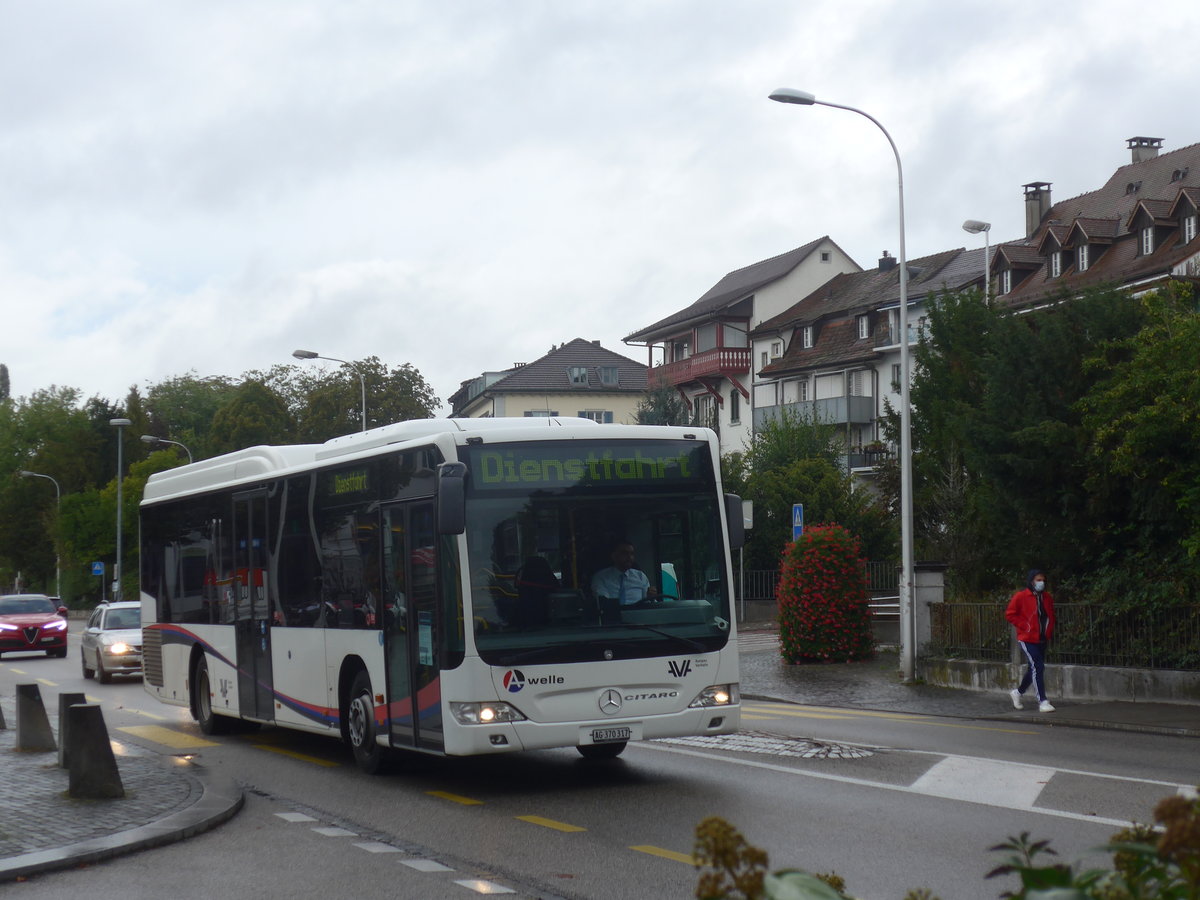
[{"x1": 911, "y1": 756, "x2": 1054, "y2": 808}]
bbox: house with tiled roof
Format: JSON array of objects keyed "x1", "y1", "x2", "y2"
[
  {"x1": 447, "y1": 339, "x2": 648, "y2": 422},
  {"x1": 996, "y1": 138, "x2": 1200, "y2": 306},
  {"x1": 623, "y1": 237, "x2": 859, "y2": 454},
  {"x1": 750, "y1": 247, "x2": 986, "y2": 471}
]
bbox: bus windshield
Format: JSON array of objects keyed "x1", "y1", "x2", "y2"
[{"x1": 461, "y1": 438, "x2": 732, "y2": 665}]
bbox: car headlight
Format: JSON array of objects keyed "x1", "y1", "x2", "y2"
[
  {"x1": 44, "y1": 619, "x2": 68, "y2": 632},
  {"x1": 450, "y1": 701, "x2": 527, "y2": 725},
  {"x1": 689, "y1": 684, "x2": 739, "y2": 708},
  {"x1": 0, "y1": 622, "x2": 17, "y2": 632},
  {"x1": 106, "y1": 641, "x2": 132, "y2": 655}
]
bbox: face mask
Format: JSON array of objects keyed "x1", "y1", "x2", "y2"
[{"x1": 1033, "y1": 580, "x2": 1045, "y2": 592}]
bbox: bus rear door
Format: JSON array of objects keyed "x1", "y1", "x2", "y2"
[{"x1": 233, "y1": 490, "x2": 274, "y2": 722}]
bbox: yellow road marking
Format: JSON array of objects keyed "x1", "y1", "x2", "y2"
[
  {"x1": 631, "y1": 845, "x2": 695, "y2": 865},
  {"x1": 37, "y1": 678, "x2": 58, "y2": 687},
  {"x1": 118, "y1": 725, "x2": 220, "y2": 749},
  {"x1": 252, "y1": 744, "x2": 340, "y2": 767},
  {"x1": 428, "y1": 790, "x2": 483, "y2": 806},
  {"x1": 516, "y1": 815, "x2": 586, "y2": 832},
  {"x1": 7, "y1": 668, "x2": 28, "y2": 675},
  {"x1": 744, "y1": 704, "x2": 1036, "y2": 735}
]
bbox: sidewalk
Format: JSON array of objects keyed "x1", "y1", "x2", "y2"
[
  {"x1": 3, "y1": 637, "x2": 1198, "y2": 884},
  {"x1": 737, "y1": 628, "x2": 1200, "y2": 738},
  {"x1": 0, "y1": 695, "x2": 242, "y2": 884}
]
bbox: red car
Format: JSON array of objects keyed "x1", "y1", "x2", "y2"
[{"x1": 0, "y1": 593, "x2": 69, "y2": 658}]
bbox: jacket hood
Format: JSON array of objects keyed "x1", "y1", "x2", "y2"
[{"x1": 1026, "y1": 569, "x2": 1045, "y2": 591}]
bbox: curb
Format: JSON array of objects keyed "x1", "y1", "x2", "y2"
[{"x1": 0, "y1": 757, "x2": 243, "y2": 883}]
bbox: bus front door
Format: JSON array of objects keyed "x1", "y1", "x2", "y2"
[
  {"x1": 233, "y1": 491, "x2": 274, "y2": 722},
  {"x1": 381, "y1": 501, "x2": 444, "y2": 752}
]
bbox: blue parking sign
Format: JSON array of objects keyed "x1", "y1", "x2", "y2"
[
  {"x1": 792, "y1": 503, "x2": 804, "y2": 540},
  {"x1": 92, "y1": 561, "x2": 104, "y2": 576}
]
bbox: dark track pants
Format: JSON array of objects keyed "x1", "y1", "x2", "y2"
[{"x1": 1017, "y1": 640, "x2": 1048, "y2": 702}]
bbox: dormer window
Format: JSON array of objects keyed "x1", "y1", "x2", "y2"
[
  {"x1": 1140, "y1": 226, "x2": 1155, "y2": 256},
  {"x1": 568, "y1": 366, "x2": 588, "y2": 385},
  {"x1": 856, "y1": 315, "x2": 870, "y2": 340},
  {"x1": 1000, "y1": 269, "x2": 1012, "y2": 294},
  {"x1": 598, "y1": 366, "x2": 618, "y2": 386},
  {"x1": 802, "y1": 326, "x2": 814, "y2": 349},
  {"x1": 1050, "y1": 251, "x2": 1062, "y2": 278},
  {"x1": 1184, "y1": 214, "x2": 1198, "y2": 245},
  {"x1": 1076, "y1": 244, "x2": 1090, "y2": 272}
]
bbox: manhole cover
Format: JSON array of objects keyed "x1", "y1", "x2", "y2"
[{"x1": 657, "y1": 730, "x2": 874, "y2": 759}]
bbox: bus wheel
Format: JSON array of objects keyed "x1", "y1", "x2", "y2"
[
  {"x1": 194, "y1": 655, "x2": 232, "y2": 735},
  {"x1": 347, "y1": 670, "x2": 386, "y2": 774},
  {"x1": 577, "y1": 741, "x2": 627, "y2": 760}
]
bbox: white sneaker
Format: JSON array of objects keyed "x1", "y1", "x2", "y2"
[
  {"x1": 1039, "y1": 700, "x2": 1055, "y2": 713},
  {"x1": 1010, "y1": 689, "x2": 1023, "y2": 710}
]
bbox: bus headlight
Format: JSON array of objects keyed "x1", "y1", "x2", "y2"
[
  {"x1": 689, "y1": 684, "x2": 739, "y2": 708},
  {"x1": 450, "y1": 701, "x2": 527, "y2": 725}
]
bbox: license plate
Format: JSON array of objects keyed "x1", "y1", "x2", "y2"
[{"x1": 590, "y1": 726, "x2": 632, "y2": 744}]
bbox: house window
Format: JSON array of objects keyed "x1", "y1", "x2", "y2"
[
  {"x1": 1000, "y1": 269, "x2": 1012, "y2": 294},
  {"x1": 598, "y1": 366, "x2": 618, "y2": 386},
  {"x1": 1077, "y1": 244, "x2": 1090, "y2": 272},
  {"x1": 693, "y1": 394, "x2": 715, "y2": 428},
  {"x1": 782, "y1": 379, "x2": 808, "y2": 404},
  {"x1": 802, "y1": 326, "x2": 814, "y2": 349},
  {"x1": 820, "y1": 251, "x2": 832, "y2": 263},
  {"x1": 891, "y1": 364, "x2": 901, "y2": 392},
  {"x1": 1141, "y1": 226, "x2": 1155, "y2": 256},
  {"x1": 578, "y1": 410, "x2": 613, "y2": 423},
  {"x1": 1184, "y1": 214, "x2": 1198, "y2": 244},
  {"x1": 568, "y1": 366, "x2": 588, "y2": 385},
  {"x1": 729, "y1": 390, "x2": 740, "y2": 424},
  {"x1": 760, "y1": 350, "x2": 769, "y2": 369},
  {"x1": 857, "y1": 315, "x2": 870, "y2": 340},
  {"x1": 1050, "y1": 251, "x2": 1062, "y2": 278},
  {"x1": 771, "y1": 340, "x2": 783, "y2": 358},
  {"x1": 525, "y1": 410, "x2": 559, "y2": 417}
]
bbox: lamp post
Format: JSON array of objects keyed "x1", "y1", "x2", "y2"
[
  {"x1": 769, "y1": 87, "x2": 916, "y2": 682},
  {"x1": 110, "y1": 418, "x2": 131, "y2": 601},
  {"x1": 293, "y1": 349, "x2": 367, "y2": 432},
  {"x1": 18, "y1": 470, "x2": 61, "y2": 599},
  {"x1": 141, "y1": 434, "x2": 194, "y2": 464},
  {"x1": 962, "y1": 219, "x2": 992, "y2": 305}
]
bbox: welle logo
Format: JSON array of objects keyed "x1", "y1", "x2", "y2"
[
  {"x1": 502, "y1": 670, "x2": 526, "y2": 692},
  {"x1": 667, "y1": 659, "x2": 692, "y2": 678}
]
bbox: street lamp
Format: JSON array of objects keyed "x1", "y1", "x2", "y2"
[
  {"x1": 293, "y1": 349, "x2": 367, "y2": 432},
  {"x1": 110, "y1": 418, "x2": 132, "y2": 601},
  {"x1": 769, "y1": 87, "x2": 917, "y2": 682},
  {"x1": 18, "y1": 470, "x2": 61, "y2": 599},
  {"x1": 962, "y1": 219, "x2": 992, "y2": 306},
  {"x1": 141, "y1": 434, "x2": 194, "y2": 464}
]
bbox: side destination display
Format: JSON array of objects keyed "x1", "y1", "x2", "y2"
[{"x1": 465, "y1": 441, "x2": 710, "y2": 491}]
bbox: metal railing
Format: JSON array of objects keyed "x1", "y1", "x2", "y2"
[
  {"x1": 739, "y1": 563, "x2": 898, "y2": 602},
  {"x1": 927, "y1": 602, "x2": 1200, "y2": 671}
]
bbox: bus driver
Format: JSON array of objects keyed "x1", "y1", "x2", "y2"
[{"x1": 591, "y1": 540, "x2": 659, "y2": 609}]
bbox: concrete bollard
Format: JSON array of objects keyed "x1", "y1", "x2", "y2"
[
  {"x1": 67, "y1": 703, "x2": 125, "y2": 799},
  {"x1": 15, "y1": 683, "x2": 57, "y2": 752},
  {"x1": 0, "y1": 700, "x2": 7, "y2": 730},
  {"x1": 58, "y1": 692, "x2": 88, "y2": 768}
]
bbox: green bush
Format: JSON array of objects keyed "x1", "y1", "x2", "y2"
[{"x1": 777, "y1": 524, "x2": 874, "y2": 664}]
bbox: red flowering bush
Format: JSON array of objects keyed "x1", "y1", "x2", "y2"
[{"x1": 777, "y1": 524, "x2": 875, "y2": 663}]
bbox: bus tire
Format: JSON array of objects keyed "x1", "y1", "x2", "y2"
[
  {"x1": 347, "y1": 670, "x2": 387, "y2": 775},
  {"x1": 577, "y1": 741, "x2": 627, "y2": 760},
  {"x1": 194, "y1": 655, "x2": 233, "y2": 735}
]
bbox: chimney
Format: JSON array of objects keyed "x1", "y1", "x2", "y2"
[
  {"x1": 1023, "y1": 182, "x2": 1052, "y2": 237},
  {"x1": 877, "y1": 251, "x2": 897, "y2": 272},
  {"x1": 1127, "y1": 136, "x2": 1163, "y2": 163}
]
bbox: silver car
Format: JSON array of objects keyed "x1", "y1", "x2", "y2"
[{"x1": 80, "y1": 601, "x2": 143, "y2": 683}]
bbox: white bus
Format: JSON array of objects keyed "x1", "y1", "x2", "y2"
[{"x1": 140, "y1": 417, "x2": 743, "y2": 773}]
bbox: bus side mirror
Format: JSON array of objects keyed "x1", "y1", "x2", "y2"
[
  {"x1": 437, "y1": 462, "x2": 467, "y2": 535},
  {"x1": 724, "y1": 493, "x2": 745, "y2": 550}
]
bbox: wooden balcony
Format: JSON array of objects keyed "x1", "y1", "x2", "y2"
[{"x1": 652, "y1": 348, "x2": 751, "y2": 386}]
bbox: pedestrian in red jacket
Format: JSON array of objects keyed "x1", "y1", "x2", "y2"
[{"x1": 1005, "y1": 568, "x2": 1056, "y2": 712}]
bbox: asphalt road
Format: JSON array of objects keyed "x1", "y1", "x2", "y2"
[{"x1": 2, "y1": 636, "x2": 1195, "y2": 899}]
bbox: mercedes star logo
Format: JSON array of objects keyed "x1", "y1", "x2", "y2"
[{"x1": 599, "y1": 689, "x2": 623, "y2": 715}]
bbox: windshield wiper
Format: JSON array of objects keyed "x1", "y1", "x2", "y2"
[{"x1": 618, "y1": 624, "x2": 707, "y2": 652}]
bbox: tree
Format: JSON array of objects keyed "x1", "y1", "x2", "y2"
[
  {"x1": 636, "y1": 381, "x2": 690, "y2": 426},
  {"x1": 144, "y1": 372, "x2": 239, "y2": 462},
  {"x1": 209, "y1": 380, "x2": 294, "y2": 454}
]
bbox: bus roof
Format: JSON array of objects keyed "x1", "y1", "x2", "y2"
[{"x1": 141, "y1": 417, "x2": 716, "y2": 505}]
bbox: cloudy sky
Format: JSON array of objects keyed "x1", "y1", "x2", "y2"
[{"x1": 3, "y1": 1, "x2": 1195, "y2": 414}]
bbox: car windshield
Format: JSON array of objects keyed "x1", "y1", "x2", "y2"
[
  {"x1": 459, "y1": 438, "x2": 733, "y2": 665},
  {"x1": 0, "y1": 596, "x2": 57, "y2": 615},
  {"x1": 104, "y1": 608, "x2": 140, "y2": 629}
]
